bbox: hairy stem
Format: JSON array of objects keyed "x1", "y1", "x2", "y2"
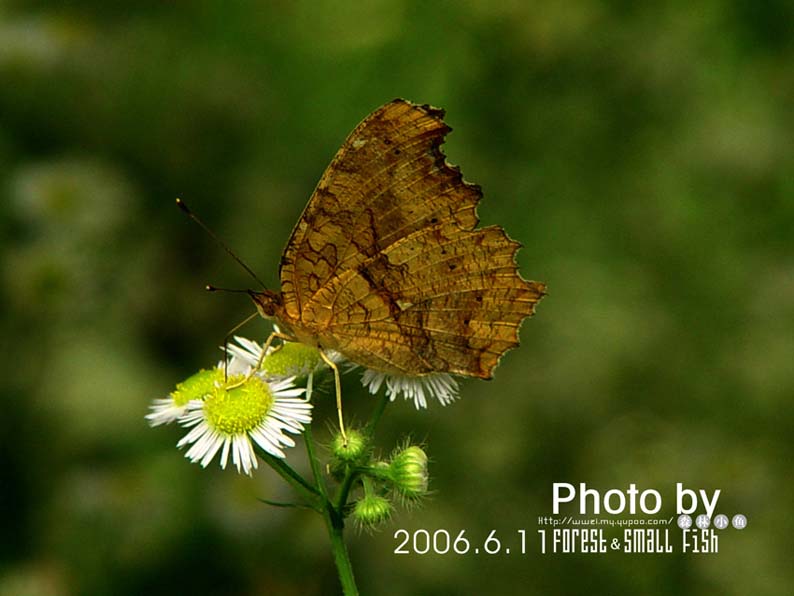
[{"x1": 305, "y1": 425, "x2": 359, "y2": 595}]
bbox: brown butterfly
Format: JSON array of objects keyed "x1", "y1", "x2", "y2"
[{"x1": 249, "y1": 99, "x2": 545, "y2": 431}]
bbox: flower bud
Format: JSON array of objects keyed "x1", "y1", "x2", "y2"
[
  {"x1": 389, "y1": 445, "x2": 429, "y2": 500},
  {"x1": 353, "y1": 495, "x2": 392, "y2": 529},
  {"x1": 330, "y1": 429, "x2": 367, "y2": 464}
]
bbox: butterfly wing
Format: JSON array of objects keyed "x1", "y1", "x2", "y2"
[
  {"x1": 279, "y1": 99, "x2": 544, "y2": 377},
  {"x1": 280, "y1": 99, "x2": 476, "y2": 318},
  {"x1": 310, "y1": 221, "x2": 545, "y2": 377}
]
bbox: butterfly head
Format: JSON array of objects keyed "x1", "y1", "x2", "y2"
[{"x1": 248, "y1": 289, "x2": 282, "y2": 320}]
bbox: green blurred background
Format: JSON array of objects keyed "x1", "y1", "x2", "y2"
[{"x1": 1, "y1": 1, "x2": 792, "y2": 594}]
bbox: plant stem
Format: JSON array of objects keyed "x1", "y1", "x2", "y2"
[
  {"x1": 305, "y1": 426, "x2": 359, "y2": 595},
  {"x1": 335, "y1": 392, "x2": 391, "y2": 510},
  {"x1": 304, "y1": 425, "x2": 327, "y2": 498},
  {"x1": 334, "y1": 467, "x2": 358, "y2": 512},
  {"x1": 364, "y1": 392, "x2": 390, "y2": 438},
  {"x1": 323, "y1": 504, "x2": 358, "y2": 596},
  {"x1": 298, "y1": 382, "x2": 390, "y2": 595},
  {"x1": 258, "y1": 451, "x2": 319, "y2": 504}
]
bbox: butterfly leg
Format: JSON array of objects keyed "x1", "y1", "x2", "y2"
[
  {"x1": 252, "y1": 331, "x2": 288, "y2": 371},
  {"x1": 319, "y1": 351, "x2": 347, "y2": 445},
  {"x1": 226, "y1": 330, "x2": 291, "y2": 389}
]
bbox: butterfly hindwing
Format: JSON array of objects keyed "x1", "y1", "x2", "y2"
[{"x1": 277, "y1": 99, "x2": 544, "y2": 377}]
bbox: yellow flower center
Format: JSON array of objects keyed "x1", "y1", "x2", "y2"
[
  {"x1": 171, "y1": 368, "x2": 219, "y2": 406},
  {"x1": 203, "y1": 375, "x2": 274, "y2": 435},
  {"x1": 262, "y1": 343, "x2": 323, "y2": 377}
]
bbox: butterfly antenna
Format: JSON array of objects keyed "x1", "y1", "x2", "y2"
[
  {"x1": 205, "y1": 285, "x2": 250, "y2": 294},
  {"x1": 176, "y1": 198, "x2": 268, "y2": 291}
]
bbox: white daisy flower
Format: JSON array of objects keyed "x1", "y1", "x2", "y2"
[
  {"x1": 222, "y1": 335, "x2": 265, "y2": 372},
  {"x1": 146, "y1": 368, "x2": 218, "y2": 426},
  {"x1": 146, "y1": 336, "x2": 263, "y2": 427},
  {"x1": 360, "y1": 370, "x2": 460, "y2": 409},
  {"x1": 149, "y1": 335, "x2": 314, "y2": 473},
  {"x1": 177, "y1": 375, "x2": 311, "y2": 475}
]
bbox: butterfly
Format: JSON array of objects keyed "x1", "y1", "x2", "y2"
[{"x1": 249, "y1": 99, "x2": 545, "y2": 432}]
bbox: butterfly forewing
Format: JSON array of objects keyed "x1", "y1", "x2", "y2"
[{"x1": 280, "y1": 100, "x2": 479, "y2": 318}]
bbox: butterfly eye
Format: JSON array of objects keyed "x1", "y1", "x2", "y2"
[{"x1": 249, "y1": 289, "x2": 282, "y2": 319}]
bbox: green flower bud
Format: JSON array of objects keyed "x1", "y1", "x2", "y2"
[
  {"x1": 389, "y1": 445, "x2": 429, "y2": 500},
  {"x1": 331, "y1": 429, "x2": 367, "y2": 463},
  {"x1": 353, "y1": 495, "x2": 392, "y2": 529}
]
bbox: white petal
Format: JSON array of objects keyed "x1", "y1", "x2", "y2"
[
  {"x1": 145, "y1": 399, "x2": 188, "y2": 426},
  {"x1": 220, "y1": 437, "x2": 231, "y2": 469},
  {"x1": 250, "y1": 428, "x2": 286, "y2": 458},
  {"x1": 361, "y1": 370, "x2": 460, "y2": 408}
]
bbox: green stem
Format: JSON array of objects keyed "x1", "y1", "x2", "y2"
[
  {"x1": 364, "y1": 392, "x2": 390, "y2": 439},
  {"x1": 258, "y1": 450, "x2": 319, "y2": 504},
  {"x1": 334, "y1": 467, "x2": 359, "y2": 512},
  {"x1": 323, "y1": 504, "x2": 358, "y2": 596},
  {"x1": 335, "y1": 392, "x2": 391, "y2": 510},
  {"x1": 304, "y1": 425, "x2": 328, "y2": 499},
  {"x1": 305, "y1": 426, "x2": 359, "y2": 596}
]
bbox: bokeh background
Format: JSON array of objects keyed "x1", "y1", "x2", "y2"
[{"x1": 1, "y1": 1, "x2": 792, "y2": 595}]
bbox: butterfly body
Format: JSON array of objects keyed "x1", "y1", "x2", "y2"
[{"x1": 251, "y1": 99, "x2": 545, "y2": 379}]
